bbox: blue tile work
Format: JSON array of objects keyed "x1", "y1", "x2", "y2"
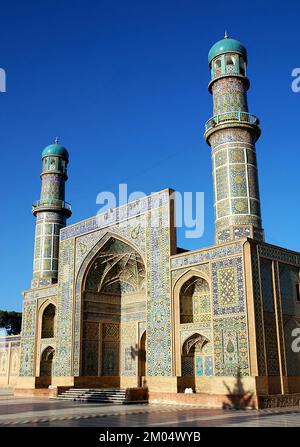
[
  {"x1": 60, "y1": 190, "x2": 170, "y2": 241},
  {"x1": 250, "y1": 245, "x2": 267, "y2": 376},
  {"x1": 171, "y1": 242, "x2": 243, "y2": 270},
  {"x1": 73, "y1": 231, "x2": 145, "y2": 376},
  {"x1": 19, "y1": 299, "x2": 37, "y2": 377},
  {"x1": 260, "y1": 258, "x2": 280, "y2": 377},
  {"x1": 204, "y1": 356, "x2": 213, "y2": 376},
  {"x1": 60, "y1": 190, "x2": 175, "y2": 378},
  {"x1": 194, "y1": 356, "x2": 213, "y2": 376},
  {"x1": 258, "y1": 244, "x2": 300, "y2": 267},
  {"x1": 24, "y1": 285, "x2": 57, "y2": 300},
  {"x1": 213, "y1": 315, "x2": 249, "y2": 376},
  {"x1": 279, "y1": 262, "x2": 300, "y2": 316},
  {"x1": 212, "y1": 256, "x2": 245, "y2": 315},
  {"x1": 146, "y1": 206, "x2": 173, "y2": 376},
  {"x1": 53, "y1": 238, "x2": 75, "y2": 377}
]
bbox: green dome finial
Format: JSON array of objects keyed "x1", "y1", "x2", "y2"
[
  {"x1": 208, "y1": 35, "x2": 247, "y2": 65},
  {"x1": 42, "y1": 140, "x2": 69, "y2": 161}
]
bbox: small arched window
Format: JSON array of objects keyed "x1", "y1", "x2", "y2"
[
  {"x1": 41, "y1": 304, "x2": 56, "y2": 339},
  {"x1": 214, "y1": 58, "x2": 222, "y2": 77},
  {"x1": 225, "y1": 55, "x2": 235, "y2": 65},
  {"x1": 225, "y1": 55, "x2": 236, "y2": 74}
]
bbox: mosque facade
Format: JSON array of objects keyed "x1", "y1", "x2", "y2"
[{"x1": 1, "y1": 35, "x2": 300, "y2": 408}]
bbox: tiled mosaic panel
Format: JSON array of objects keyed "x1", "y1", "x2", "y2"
[
  {"x1": 146, "y1": 206, "x2": 173, "y2": 376},
  {"x1": 22, "y1": 300, "x2": 37, "y2": 337},
  {"x1": 53, "y1": 238, "x2": 75, "y2": 376},
  {"x1": 210, "y1": 128, "x2": 254, "y2": 147},
  {"x1": 212, "y1": 257, "x2": 245, "y2": 315},
  {"x1": 19, "y1": 337, "x2": 35, "y2": 377},
  {"x1": 213, "y1": 316, "x2": 249, "y2": 376},
  {"x1": 230, "y1": 165, "x2": 247, "y2": 197},
  {"x1": 215, "y1": 167, "x2": 228, "y2": 201},
  {"x1": 250, "y1": 245, "x2": 267, "y2": 375},
  {"x1": 212, "y1": 78, "x2": 248, "y2": 115},
  {"x1": 61, "y1": 190, "x2": 170, "y2": 241},
  {"x1": 171, "y1": 242, "x2": 243, "y2": 269},
  {"x1": 260, "y1": 258, "x2": 280, "y2": 376},
  {"x1": 19, "y1": 299, "x2": 37, "y2": 377},
  {"x1": 40, "y1": 173, "x2": 65, "y2": 202},
  {"x1": 121, "y1": 322, "x2": 137, "y2": 376},
  {"x1": 24, "y1": 285, "x2": 57, "y2": 300}
]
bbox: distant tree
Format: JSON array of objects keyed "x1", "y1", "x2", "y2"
[{"x1": 0, "y1": 310, "x2": 22, "y2": 335}]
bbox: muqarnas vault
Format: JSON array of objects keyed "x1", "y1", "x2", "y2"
[{"x1": 1, "y1": 35, "x2": 300, "y2": 409}]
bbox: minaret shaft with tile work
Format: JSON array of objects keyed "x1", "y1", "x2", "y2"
[
  {"x1": 204, "y1": 35, "x2": 264, "y2": 244},
  {"x1": 31, "y1": 141, "x2": 71, "y2": 288}
]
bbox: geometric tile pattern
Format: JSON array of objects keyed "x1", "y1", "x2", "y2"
[
  {"x1": 250, "y1": 245, "x2": 267, "y2": 376},
  {"x1": 212, "y1": 78, "x2": 248, "y2": 115},
  {"x1": 60, "y1": 190, "x2": 170, "y2": 241},
  {"x1": 53, "y1": 237, "x2": 75, "y2": 377},
  {"x1": 207, "y1": 67, "x2": 263, "y2": 244},
  {"x1": 19, "y1": 299, "x2": 37, "y2": 377},
  {"x1": 146, "y1": 206, "x2": 173, "y2": 376},
  {"x1": 212, "y1": 257, "x2": 245, "y2": 315},
  {"x1": 213, "y1": 315, "x2": 249, "y2": 376},
  {"x1": 171, "y1": 241, "x2": 243, "y2": 270}
]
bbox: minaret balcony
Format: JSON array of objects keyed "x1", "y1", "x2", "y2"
[
  {"x1": 32, "y1": 199, "x2": 72, "y2": 216},
  {"x1": 204, "y1": 111, "x2": 261, "y2": 142}
]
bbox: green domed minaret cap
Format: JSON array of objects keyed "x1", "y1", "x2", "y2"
[
  {"x1": 42, "y1": 139, "x2": 69, "y2": 161},
  {"x1": 208, "y1": 33, "x2": 247, "y2": 64}
]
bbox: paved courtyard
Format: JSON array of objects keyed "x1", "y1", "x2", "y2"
[{"x1": 1, "y1": 393, "x2": 300, "y2": 427}]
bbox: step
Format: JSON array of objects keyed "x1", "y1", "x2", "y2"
[
  {"x1": 65, "y1": 390, "x2": 126, "y2": 396},
  {"x1": 53, "y1": 387, "x2": 129, "y2": 403}
]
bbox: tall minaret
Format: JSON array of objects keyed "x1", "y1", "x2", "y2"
[
  {"x1": 31, "y1": 140, "x2": 72, "y2": 288},
  {"x1": 204, "y1": 34, "x2": 264, "y2": 244}
]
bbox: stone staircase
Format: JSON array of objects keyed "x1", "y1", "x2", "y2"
[{"x1": 53, "y1": 388, "x2": 131, "y2": 404}]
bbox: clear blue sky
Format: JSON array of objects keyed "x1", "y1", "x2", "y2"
[{"x1": 0, "y1": 0, "x2": 299, "y2": 311}]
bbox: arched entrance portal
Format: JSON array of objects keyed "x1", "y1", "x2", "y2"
[
  {"x1": 181, "y1": 333, "x2": 209, "y2": 377},
  {"x1": 174, "y1": 273, "x2": 213, "y2": 388},
  {"x1": 39, "y1": 346, "x2": 55, "y2": 387},
  {"x1": 81, "y1": 237, "x2": 146, "y2": 386}
]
